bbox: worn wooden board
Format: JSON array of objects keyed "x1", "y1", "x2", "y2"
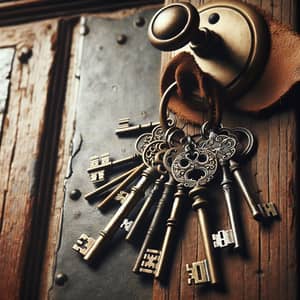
[
  {"x1": 153, "y1": 0, "x2": 298, "y2": 299},
  {"x1": 0, "y1": 19, "x2": 59, "y2": 300},
  {"x1": 0, "y1": 18, "x2": 76, "y2": 300}
]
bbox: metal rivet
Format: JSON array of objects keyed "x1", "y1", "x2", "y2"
[
  {"x1": 208, "y1": 13, "x2": 220, "y2": 24},
  {"x1": 18, "y1": 46, "x2": 32, "y2": 63},
  {"x1": 135, "y1": 16, "x2": 145, "y2": 27},
  {"x1": 116, "y1": 34, "x2": 127, "y2": 45},
  {"x1": 55, "y1": 273, "x2": 68, "y2": 286},
  {"x1": 70, "y1": 189, "x2": 81, "y2": 200}
]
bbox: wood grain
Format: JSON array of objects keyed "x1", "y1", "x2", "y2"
[
  {"x1": 153, "y1": 0, "x2": 298, "y2": 299},
  {"x1": 0, "y1": 20, "x2": 59, "y2": 300}
]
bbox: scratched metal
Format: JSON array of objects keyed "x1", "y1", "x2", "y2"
[
  {"x1": 0, "y1": 48, "x2": 15, "y2": 134},
  {"x1": 52, "y1": 9, "x2": 161, "y2": 300}
]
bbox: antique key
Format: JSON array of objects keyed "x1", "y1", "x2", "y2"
[
  {"x1": 116, "y1": 117, "x2": 160, "y2": 136},
  {"x1": 87, "y1": 153, "x2": 141, "y2": 185},
  {"x1": 198, "y1": 128, "x2": 241, "y2": 249},
  {"x1": 73, "y1": 165, "x2": 158, "y2": 262},
  {"x1": 125, "y1": 174, "x2": 166, "y2": 241},
  {"x1": 171, "y1": 138, "x2": 219, "y2": 284}
]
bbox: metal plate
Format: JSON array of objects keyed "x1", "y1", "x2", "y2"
[{"x1": 52, "y1": 8, "x2": 160, "y2": 300}]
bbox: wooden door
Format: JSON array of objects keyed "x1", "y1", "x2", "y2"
[
  {"x1": 0, "y1": 1, "x2": 297, "y2": 300},
  {"x1": 153, "y1": 1, "x2": 299, "y2": 300}
]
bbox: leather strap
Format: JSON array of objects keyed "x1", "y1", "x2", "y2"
[
  {"x1": 160, "y1": 52, "x2": 223, "y2": 126},
  {"x1": 160, "y1": 18, "x2": 300, "y2": 122}
]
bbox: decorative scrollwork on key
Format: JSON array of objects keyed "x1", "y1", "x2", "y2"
[
  {"x1": 171, "y1": 147, "x2": 218, "y2": 187},
  {"x1": 198, "y1": 132, "x2": 237, "y2": 161},
  {"x1": 142, "y1": 140, "x2": 168, "y2": 168}
]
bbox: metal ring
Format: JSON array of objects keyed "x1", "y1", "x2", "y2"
[
  {"x1": 159, "y1": 81, "x2": 177, "y2": 130},
  {"x1": 159, "y1": 81, "x2": 220, "y2": 131}
]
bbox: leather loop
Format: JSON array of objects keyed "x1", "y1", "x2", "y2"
[{"x1": 160, "y1": 52, "x2": 223, "y2": 126}]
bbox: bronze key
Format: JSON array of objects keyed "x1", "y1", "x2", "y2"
[
  {"x1": 132, "y1": 175, "x2": 175, "y2": 273},
  {"x1": 126, "y1": 174, "x2": 166, "y2": 242},
  {"x1": 73, "y1": 166, "x2": 158, "y2": 262}
]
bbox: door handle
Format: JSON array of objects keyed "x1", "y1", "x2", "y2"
[{"x1": 148, "y1": 1, "x2": 270, "y2": 99}]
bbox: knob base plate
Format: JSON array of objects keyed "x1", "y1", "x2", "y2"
[{"x1": 174, "y1": 0, "x2": 270, "y2": 100}]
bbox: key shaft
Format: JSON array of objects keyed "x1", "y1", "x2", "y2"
[
  {"x1": 229, "y1": 159, "x2": 262, "y2": 220},
  {"x1": 85, "y1": 167, "x2": 137, "y2": 201},
  {"x1": 126, "y1": 175, "x2": 166, "y2": 241},
  {"x1": 97, "y1": 163, "x2": 145, "y2": 210},
  {"x1": 190, "y1": 185, "x2": 218, "y2": 284},
  {"x1": 220, "y1": 159, "x2": 241, "y2": 248},
  {"x1": 84, "y1": 166, "x2": 158, "y2": 262},
  {"x1": 87, "y1": 153, "x2": 141, "y2": 173},
  {"x1": 133, "y1": 176, "x2": 175, "y2": 273},
  {"x1": 155, "y1": 184, "x2": 186, "y2": 279}
]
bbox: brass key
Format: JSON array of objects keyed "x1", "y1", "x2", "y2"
[
  {"x1": 73, "y1": 166, "x2": 158, "y2": 262},
  {"x1": 116, "y1": 117, "x2": 160, "y2": 136},
  {"x1": 126, "y1": 174, "x2": 166, "y2": 242},
  {"x1": 132, "y1": 175, "x2": 175, "y2": 273},
  {"x1": 154, "y1": 183, "x2": 186, "y2": 279},
  {"x1": 97, "y1": 163, "x2": 145, "y2": 210},
  {"x1": 189, "y1": 185, "x2": 218, "y2": 284}
]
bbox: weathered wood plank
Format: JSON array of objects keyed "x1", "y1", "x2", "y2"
[
  {"x1": 0, "y1": 20, "x2": 59, "y2": 300},
  {"x1": 153, "y1": 0, "x2": 298, "y2": 299}
]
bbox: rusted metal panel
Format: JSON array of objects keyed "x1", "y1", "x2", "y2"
[{"x1": 52, "y1": 8, "x2": 161, "y2": 300}]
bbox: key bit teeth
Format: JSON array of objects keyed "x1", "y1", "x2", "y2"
[
  {"x1": 186, "y1": 260, "x2": 210, "y2": 285},
  {"x1": 258, "y1": 202, "x2": 278, "y2": 218},
  {"x1": 72, "y1": 234, "x2": 95, "y2": 256}
]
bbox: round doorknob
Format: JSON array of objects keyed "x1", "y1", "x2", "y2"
[{"x1": 148, "y1": 2, "x2": 209, "y2": 51}]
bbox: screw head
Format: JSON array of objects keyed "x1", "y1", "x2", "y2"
[
  {"x1": 18, "y1": 46, "x2": 32, "y2": 63},
  {"x1": 116, "y1": 34, "x2": 127, "y2": 45},
  {"x1": 69, "y1": 189, "x2": 81, "y2": 200},
  {"x1": 208, "y1": 13, "x2": 220, "y2": 24},
  {"x1": 135, "y1": 16, "x2": 145, "y2": 27},
  {"x1": 55, "y1": 273, "x2": 68, "y2": 286}
]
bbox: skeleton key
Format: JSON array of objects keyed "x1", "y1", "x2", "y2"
[
  {"x1": 126, "y1": 174, "x2": 166, "y2": 242},
  {"x1": 73, "y1": 165, "x2": 159, "y2": 262},
  {"x1": 133, "y1": 174, "x2": 175, "y2": 273},
  {"x1": 198, "y1": 129, "x2": 241, "y2": 249},
  {"x1": 115, "y1": 117, "x2": 160, "y2": 136},
  {"x1": 133, "y1": 148, "x2": 173, "y2": 273},
  {"x1": 154, "y1": 183, "x2": 186, "y2": 279},
  {"x1": 87, "y1": 153, "x2": 141, "y2": 184},
  {"x1": 97, "y1": 164, "x2": 144, "y2": 210},
  {"x1": 85, "y1": 166, "x2": 139, "y2": 201},
  {"x1": 171, "y1": 138, "x2": 219, "y2": 285}
]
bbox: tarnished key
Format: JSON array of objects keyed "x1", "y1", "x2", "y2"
[
  {"x1": 198, "y1": 129, "x2": 241, "y2": 248},
  {"x1": 171, "y1": 139, "x2": 219, "y2": 284},
  {"x1": 85, "y1": 166, "x2": 139, "y2": 201},
  {"x1": 126, "y1": 174, "x2": 166, "y2": 242},
  {"x1": 115, "y1": 117, "x2": 160, "y2": 136},
  {"x1": 133, "y1": 174, "x2": 175, "y2": 273},
  {"x1": 97, "y1": 163, "x2": 145, "y2": 210},
  {"x1": 189, "y1": 185, "x2": 218, "y2": 284},
  {"x1": 154, "y1": 183, "x2": 186, "y2": 279},
  {"x1": 87, "y1": 153, "x2": 141, "y2": 175},
  {"x1": 133, "y1": 148, "x2": 173, "y2": 273},
  {"x1": 73, "y1": 165, "x2": 159, "y2": 262}
]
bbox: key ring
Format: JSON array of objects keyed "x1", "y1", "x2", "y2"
[{"x1": 159, "y1": 81, "x2": 222, "y2": 131}]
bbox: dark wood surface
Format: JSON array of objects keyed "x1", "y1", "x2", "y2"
[
  {"x1": 153, "y1": 1, "x2": 299, "y2": 300},
  {"x1": 0, "y1": 19, "x2": 59, "y2": 300},
  {"x1": 0, "y1": 1, "x2": 297, "y2": 299}
]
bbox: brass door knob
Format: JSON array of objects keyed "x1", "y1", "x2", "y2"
[
  {"x1": 148, "y1": 1, "x2": 270, "y2": 99},
  {"x1": 148, "y1": 2, "x2": 217, "y2": 55}
]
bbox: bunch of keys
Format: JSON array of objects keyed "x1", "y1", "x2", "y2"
[{"x1": 72, "y1": 81, "x2": 278, "y2": 287}]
